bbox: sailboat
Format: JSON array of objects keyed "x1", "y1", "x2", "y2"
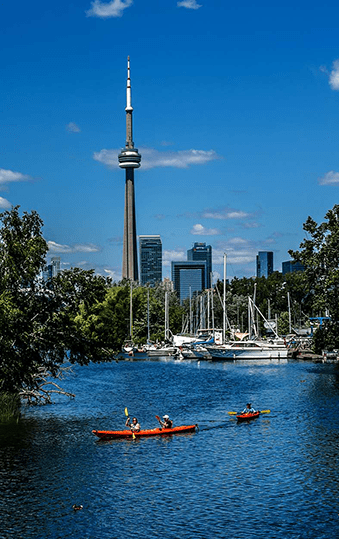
[
  {"x1": 204, "y1": 262, "x2": 289, "y2": 360},
  {"x1": 205, "y1": 296, "x2": 288, "y2": 360},
  {"x1": 144, "y1": 291, "x2": 179, "y2": 358}
]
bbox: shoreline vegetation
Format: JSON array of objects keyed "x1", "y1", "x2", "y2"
[
  {"x1": 1, "y1": 204, "x2": 339, "y2": 421},
  {"x1": 0, "y1": 392, "x2": 21, "y2": 423}
]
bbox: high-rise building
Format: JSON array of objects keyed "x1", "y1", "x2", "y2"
[
  {"x1": 139, "y1": 235, "x2": 162, "y2": 286},
  {"x1": 256, "y1": 251, "x2": 273, "y2": 278},
  {"x1": 282, "y1": 260, "x2": 305, "y2": 275},
  {"x1": 171, "y1": 261, "x2": 207, "y2": 303},
  {"x1": 187, "y1": 242, "x2": 212, "y2": 288},
  {"x1": 119, "y1": 57, "x2": 141, "y2": 281},
  {"x1": 42, "y1": 256, "x2": 61, "y2": 281}
]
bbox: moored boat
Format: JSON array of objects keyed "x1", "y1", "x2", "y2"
[
  {"x1": 92, "y1": 424, "x2": 197, "y2": 440},
  {"x1": 144, "y1": 343, "x2": 179, "y2": 358},
  {"x1": 205, "y1": 339, "x2": 288, "y2": 360},
  {"x1": 236, "y1": 411, "x2": 260, "y2": 421}
]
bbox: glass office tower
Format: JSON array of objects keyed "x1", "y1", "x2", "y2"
[
  {"x1": 171, "y1": 261, "x2": 207, "y2": 303},
  {"x1": 282, "y1": 260, "x2": 305, "y2": 275},
  {"x1": 139, "y1": 235, "x2": 162, "y2": 286},
  {"x1": 187, "y1": 242, "x2": 212, "y2": 289},
  {"x1": 256, "y1": 251, "x2": 273, "y2": 278}
]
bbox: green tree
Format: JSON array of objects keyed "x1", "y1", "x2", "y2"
[
  {"x1": 75, "y1": 281, "x2": 186, "y2": 349},
  {"x1": 0, "y1": 207, "x2": 113, "y2": 403},
  {"x1": 289, "y1": 204, "x2": 339, "y2": 350}
]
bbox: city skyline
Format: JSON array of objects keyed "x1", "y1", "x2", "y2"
[{"x1": 1, "y1": 1, "x2": 339, "y2": 283}]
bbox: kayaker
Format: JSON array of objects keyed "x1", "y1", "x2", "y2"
[
  {"x1": 157, "y1": 414, "x2": 173, "y2": 429},
  {"x1": 125, "y1": 416, "x2": 141, "y2": 432},
  {"x1": 242, "y1": 403, "x2": 256, "y2": 414}
]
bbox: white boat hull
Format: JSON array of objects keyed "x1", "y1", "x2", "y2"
[{"x1": 206, "y1": 341, "x2": 288, "y2": 360}]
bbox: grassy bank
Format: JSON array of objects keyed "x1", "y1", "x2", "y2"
[{"x1": 0, "y1": 392, "x2": 21, "y2": 422}]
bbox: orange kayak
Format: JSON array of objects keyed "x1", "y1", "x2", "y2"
[
  {"x1": 92, "y1": 424, "x2": 197, "y2": 440},
  {"x1": 236, "y1": 412, "x2": 260, "y2": 421}
]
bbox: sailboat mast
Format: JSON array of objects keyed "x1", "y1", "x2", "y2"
[
  {"x1": 147, "y1": 288, "x2": 150, "y2": 342},
  {"x1": 164, "y1": 291, "x2": 168, "y2": 340},
  {"x1": 130, "y1": 281, "x2": 133, "y2": 339},
  {"x1": 223, "y1": 253, "x2": 227, "y2": 344}
]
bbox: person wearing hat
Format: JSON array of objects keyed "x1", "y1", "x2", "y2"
[
  {"x1": 157, "y1": 414, "x2": 173, "y2": 429},
  {"x1": 241, "y1": 403, "x2": 256, "y2": 415}
]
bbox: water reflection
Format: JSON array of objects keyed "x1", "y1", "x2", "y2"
[{"x1": 1, "y1": 360, "x2": 339, "y2": 538}]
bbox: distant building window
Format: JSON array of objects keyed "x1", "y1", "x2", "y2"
[
  {"x1": 171, "y1": 261, "x2": 207, "y2": 303},
  {"x1": 187, "y1": 242, "x2": 212, "y2": 289},
  {"x1": 282, "y1": 260, "x2": 305, "y2": 275},
  {"x1": 139, "y1": 235, "x2": 162, "y2": 286},
  {"x1": 256, "y1": 251, "x2": 273, "y2": 278}
]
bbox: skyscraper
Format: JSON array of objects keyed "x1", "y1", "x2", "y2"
[
  {"x1": 42, "y1": 256, "x2": 61, "y2": 281},
  {"x1": 256, "y1": 251, "x2": 273, "y2": 278},
  {"x1": 171, "y1": 261, "x2": 207, "y2": 303},
  {"x1": 282, "y1": 260, "x2": 305, "y2": 275},
  {"x1": 119, "y1": 57, "x2": 141, "y2": 281},
  {"x1": 187, "y1": 242, "x2": 212, "y2": 288},
  {"x1": 139, "y1": 235, "x2": 162, "y2": 286}
]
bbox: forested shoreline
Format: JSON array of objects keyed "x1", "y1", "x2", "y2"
[{"x1": 1, "y1": 204, "x2": 339, "y2": 419}]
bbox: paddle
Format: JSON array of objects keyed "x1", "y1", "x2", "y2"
[
  {"x1": 125, "y1": 407, "x2": 136, "y2": 439},
  {"x1": 228, "y1": 409, "x2": 271, "y2": 415},
  {"x1": 155, "y1": 415, "x2": 163, "y2": 429}
]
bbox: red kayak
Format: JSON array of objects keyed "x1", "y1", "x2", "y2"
[
  {"x1": 236, "y1": 411, "x2": 260, "y2": 422},
  {"x1": 92, "y1": 424, "x2": 197, "y2": 440}
]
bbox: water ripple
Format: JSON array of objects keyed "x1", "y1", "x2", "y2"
[{"x1": 1, "y1": 360, "x2": 339, "y2": 538}]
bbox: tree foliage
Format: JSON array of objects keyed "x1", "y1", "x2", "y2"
[
  {"x1": 74, "y1": 281, "x2": 185, "y2": 347},
  {"x1": 0, "y1": 207, "x2": 113, "y2": 398},
  {"x1": 289, "y1": 204, "x2": 339, "y2": 350},
  {"x1": 0, "y1": 207, "x2": 186, "y2": 403},
  {"x1": 213, "y1": 270, "x2": 311, "y2": 336}
]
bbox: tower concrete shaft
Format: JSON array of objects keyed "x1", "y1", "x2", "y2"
[{"x1": 118, "y1": 57, "x2": 141, "y2": 281}]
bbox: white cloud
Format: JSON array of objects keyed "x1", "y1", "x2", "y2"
[
  {"x1": 0, "y1": 168, "x2": 31, "y2": 187},
  {"x1": 329, "y1": 59, "x2": 339, "y2": 90},
  {"x1": 66, "y1": 122, "x2": 81, "y2": 133},
  {"x1": 177, "y1": 0, "x2": 202, "y2": 9},
  {"x1": 213, "y1": 245, "x2": 256, "y2": 266},
  {"x1": 74, "y1": 243, "x2": 101, "y2": 253},
  {"x1": 47, "y1": 241, "x2": 101, "y2": 253},
  {"x1": 241, "y1": 221, "x2": 261, "y2": 229},
  {"x1": 93, "y1": 147, "x2": 221, "y2": 170},
  {"x1": 162, "y1": 248, "x2": 186, "y2": 266},
  {"x1": 202, "y1": 208, "x2": 250, "y2": 220},
  {"x1": 191, "y1": 223, "x2": 221, "y2": 236},
  {"x1": 318, "y1": 170, "x2": 339, "y2": 185},
  {"x1": 228, "y1": 237, "x2": 248, "y2": 245},
  {"x1": 104, "y1": 268, "x2": 118, "y2": 279},
  {"x1": 47, "y1": 241, "x2": 73, "y2": 253},
  {"x1": 86, "y1": 0, "x2": 133, "y2": 18},
  {"x1": 0, "y1": 197, "x2": 11, "y2": 209},
  {"x1": 0, "y1": 168, "x2": 31, "y2": 206}
]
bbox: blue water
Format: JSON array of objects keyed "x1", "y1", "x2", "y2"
[{"x1": 1, "y1": 359, "x2": 339, "y2": 539}]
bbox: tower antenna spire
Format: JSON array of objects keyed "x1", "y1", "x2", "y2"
[
  {"x1": 125, "y1": 55, "x2": 134, "y2": 149},
  {"x1": 119, "y1": 56, "x2": 141, "y2": 281},
  {"x1": 126, "y1": 55, "x2": 133, "y2": 112}
]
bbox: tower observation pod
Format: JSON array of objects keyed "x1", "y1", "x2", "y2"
[{"x1": 119, "y1": 56, "x2": 141, "y2": 281}]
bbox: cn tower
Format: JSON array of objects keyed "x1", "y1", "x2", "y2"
[{"x1": 119, "y1": 56, "x2": 141, "y2": 281}]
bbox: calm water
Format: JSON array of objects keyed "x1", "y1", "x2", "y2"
[{"x1": 1, "y1": 358, "x2": 339, "y2": 539}]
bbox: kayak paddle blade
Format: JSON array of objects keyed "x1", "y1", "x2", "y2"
[{"x1": 124, "y1": 407, "x2": 129, "y2": 417}]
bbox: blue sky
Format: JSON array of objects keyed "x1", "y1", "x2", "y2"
[{"x1": 1, "y1": 0, "x2": 339, "y2": 282}]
